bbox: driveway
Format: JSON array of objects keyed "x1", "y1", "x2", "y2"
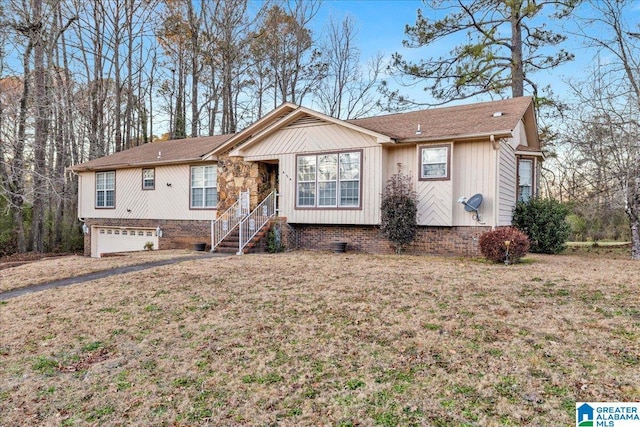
[{"x1": 0, "y1": 253, "x2": 229, "y2": 301}]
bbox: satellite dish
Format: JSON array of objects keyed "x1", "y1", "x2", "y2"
[{"x1": 464, "y1": 193, "x2": 483, "y2": 213}]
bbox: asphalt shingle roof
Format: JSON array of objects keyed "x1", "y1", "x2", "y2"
[
  {"x1": 71, "y1": 97, "x2": 535, "y2": 171},
  {"x1": 347, "y1": 97, "x2": 533, "y2": 142},
  {"x1": 70, "y1": 134, "x2": 232, "y2": 171}
]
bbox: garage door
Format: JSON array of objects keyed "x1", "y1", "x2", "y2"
[{"x1": 92, "y1": 227, "x2": 159, "y2": 258}]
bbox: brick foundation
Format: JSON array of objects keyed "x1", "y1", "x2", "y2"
[
  {"x1": 287, "y1": 224, "x2": 490, "y2": 256},
  {"x1": 82, "y1": 218, "x2": 211, "y2": 257},
  {"x1": 82, "y1": 218, "x2": 489, "y2": 257}
]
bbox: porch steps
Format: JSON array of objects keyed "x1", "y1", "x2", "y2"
[{"x1": 214, "y1": 221, "x2": 272, "y2": 254}]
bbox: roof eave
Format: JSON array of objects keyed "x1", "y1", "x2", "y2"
[
  {"x1": 69, "y1": 156, "x2": 217, "y2": 172},
  {"x1": 395, "y1": 129, "x2": 514, "y2": 144}
]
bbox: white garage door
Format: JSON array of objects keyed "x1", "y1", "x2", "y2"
[{"x1": 92, "y1": 227, "x2": 159, "y2": 258}]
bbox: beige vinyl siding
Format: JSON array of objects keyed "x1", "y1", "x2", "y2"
[
  {"x1": 385, "y1": 145, "x2": 452, "y2": 226},
  {"x1": 241, "y1": 122, "x2": 377, "y2": 158},
  {"x1": 452, "y1": 140, "x2": 496, "y2": 227},
  {"x1": 498, "y1": 141, "x2": 517, "y2": 225},
  {"x1": 241, "y1": 123, "x2": 382, "y2": 225},
  {"x1": 78, "y1": 164, "x2": 217, "y2": 220},
  {"x1": 511, "y1": 121, "x2": 525, "y2": 149}
]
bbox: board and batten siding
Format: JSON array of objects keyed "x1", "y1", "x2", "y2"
[
  {"x1": 78, "y1": 164, "x2": 217, "y2": 221},
  {"x1": 452, "y1": 140, "x2": 497, "y2": 227},
  {"x1": 498, "y1": 141, "x2": 517, "y2": 226},
  {"x1": 241, "y1": 122, "x2": 382, "y2": 225}
]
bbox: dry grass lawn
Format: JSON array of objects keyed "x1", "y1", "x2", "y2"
[
  {"x1": 1, "y1": 250, "x2": 639, "y2": 426},
  {"x1": 0, "y1": 250, "x2": 197, "y2": 293}
]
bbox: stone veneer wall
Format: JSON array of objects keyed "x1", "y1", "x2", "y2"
[
  {"x1": 288, "y1": 224, "x2": 491, "y2": 257},
  {"x1": 216, "y1": 154, "x2": 273, "y2": 212},
  {"x1": 83, "y1": 218, "x2": 211, "y2": 256}
]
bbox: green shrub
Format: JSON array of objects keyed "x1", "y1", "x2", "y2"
[
  {"x1": 380, "y1": 171, "x2": 417, "y2": 254},
  {"x1": 266, "y1": 225, "x2": 285, "y2": 253},
  {"x1": 479, "y1": 227, "x2": 530, "y2": 264},
  {"x1": 512, "y1": 198, "x2": 570, "y2": 254}
]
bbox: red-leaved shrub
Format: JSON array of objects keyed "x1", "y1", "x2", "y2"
[{"x1": 479, "y1": 227, "x2": 530, "y2": 264}]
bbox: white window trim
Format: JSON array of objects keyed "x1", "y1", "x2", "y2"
[
  {"x1": 419, "y1": 145, "x2": 450, "y2": 181},
  {"x1": 96, "y1": 171, "x2": 115, "y2": 208},
  {"x1": 517, "y1": 158, "x2": 534, "y2": 202},
  {"x1": 296, "y1": 151, "x2": 361, "y2": 209},
  {"x1": 142, "y1": 168, "x2": 155, "y2": 190},
  {"x1": 190, "y1": 165, "x2": 218, "y2": 209}
]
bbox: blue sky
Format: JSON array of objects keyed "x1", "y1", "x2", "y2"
[{"x1": 307, "y1": 0, "x2": 640, "y2": 107}]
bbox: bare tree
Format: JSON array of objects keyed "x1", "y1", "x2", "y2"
[
  {"x1": 315, "y1": 14, "x2": 384, "y2": 119},
  {"x1": 253, "y1": 2, "x2": 325, "y2": 108},
  {"x1": 559, "y1": 0, "x2": 640, "y2": 258}
]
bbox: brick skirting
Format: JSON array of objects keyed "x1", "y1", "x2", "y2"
[
  {"x1": 287, "y1": 224, "x2": 490, "y2": 256},
  {"x1": 82, "y1": 218, "x2": 211, "y2": 257},
  {"x1": 82, "y1": 218, "x2": 489, "y2": 257}
]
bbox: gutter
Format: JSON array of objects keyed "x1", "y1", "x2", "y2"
[
  {"x1": 69, "y1": 156, "x2": 216, "y2": 172},
  {"x1": 395, "y1": 129, "x2": 513, "y2": 144}
]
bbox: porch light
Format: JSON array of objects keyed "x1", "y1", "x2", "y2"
[
  {"x1": 82, "y1": 223, "x2": 89, "y2": 234},
  {"x1": 156, "y1": 226, "x2": 163, "y2": 237}
]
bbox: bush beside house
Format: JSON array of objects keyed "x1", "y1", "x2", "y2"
[
  {"x1": 513, "y1": 198, "x2": 570, "y2": 254},
  {"x1": 479, "y1": 227, "x2": 530, "y2": 264}
]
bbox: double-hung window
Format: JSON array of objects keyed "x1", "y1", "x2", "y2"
[
  {"x1": 96, "y1": 171, "x2": 115, "y2": 208},
  {"x1": 190, "y1": 165, "x2": 217, "y2": 209},
  {"x1": 420, "y1": 145, "x2": 450, "y2": 180},
  {"x1": 142, "y1": 168, "x2": 155, "y2": 190},
  {"x1": 296, "y1": 151, "x2": 361, "y2": 208},
  {"x1": 517, "y1": 158, "x2": 534, "y2": 201}
]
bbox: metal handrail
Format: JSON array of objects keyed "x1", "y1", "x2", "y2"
[
  {"x1": 237, "y1": 190, "x2": 277, "y2": 255},
  {"x1": 210, "y1": 192, "x2": 250, "y2": 251}
]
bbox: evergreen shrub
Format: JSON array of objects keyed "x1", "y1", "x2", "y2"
[
  {"x1": 512, "y1": 198, "x2": 570, "y2": 254},
  {"x1": 380, "y1": 171, "x2": 417, "y2": 254}
]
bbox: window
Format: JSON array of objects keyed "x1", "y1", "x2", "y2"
[
  {"x1": 420, "y1": 145, "x2": 450, "y2": 180},
  {"x1": 296, "y1": 151, "x2": 361, "y2": 208},
  {"x1": 96, "y1": 171, "x2": 115, "y2": 208},
  {"x1": 142, "y1": 168, "x2": 155, "y2": 190},
  {"x1": 518, "y1": 158, "x2": 534, "y2": 201},
  {"x1": 191, "y1": 165, "x2": 217, "y2": 209}
]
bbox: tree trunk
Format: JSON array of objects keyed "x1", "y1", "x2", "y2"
[
  {"x1": 631, "y1": 217, "x2": 640, "y2": 260},
  {"x1": 13, "y1": 41, "x2": 33, "y2": 253},
  {"x1": 31, "y1": 0, "x2": 48, "y2": 253},
  {"x1": 189, "y1": 1, "x2": 200, "y2": 137},
  {"x1": 113, "y1": 8, "x2": 123, "y2": 153},
  {"x1": 510, "y1": 7, "x2": 524, "y2": 97}
]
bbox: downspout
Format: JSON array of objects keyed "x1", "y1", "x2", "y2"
[
  {"x1": 67, "y1": 170, "x2": 91, "y2": 249},
  {"x1": 491, "y1": 135, "x2": 500, "y2": 230},
  {"x1": 70, "y1": 170, "x2": 84, "y2": 223}
]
